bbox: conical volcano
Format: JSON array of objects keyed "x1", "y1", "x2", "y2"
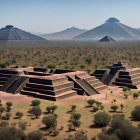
[
  {"x1": 75, "y1": 18, "x2": 140, "y2": 40},
  {"x1": 42, "y1": 26, "x2": 87, "y2": 40},
  {"x1": 99, "y1": 36, "x2": 116, "y2": 42},
  {"x1": 0, "y1": 25, "x2": 46, "y2": 41}
]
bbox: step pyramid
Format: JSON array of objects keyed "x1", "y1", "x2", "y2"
[{"x1": 92, "y1": 62, "x2": 140, "y2": 89}]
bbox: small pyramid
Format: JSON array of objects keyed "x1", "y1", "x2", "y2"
[
  {"x1": 99, "y1": 36, "x2": 116, "y2": 42},
  {"x1": 0, "y1": 25, "x2": 46, "y2": 41}
]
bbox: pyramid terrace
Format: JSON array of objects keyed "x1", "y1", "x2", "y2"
[{"x1": 0, "y1": 62, "x2": 140, "y2": 101}]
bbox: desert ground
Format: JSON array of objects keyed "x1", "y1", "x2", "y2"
[{"x1": 0, "y1": 85, "x2": 140, "y2": 140}]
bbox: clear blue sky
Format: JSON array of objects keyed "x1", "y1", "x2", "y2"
[{"x1": 0, "y1": 0, "x2": 140, "y2": 34}]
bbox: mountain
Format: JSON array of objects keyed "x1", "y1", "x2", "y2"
[
  {"x1": 0, "y1": 25, "x2": 46, "y2": 41},
  {"x1": 99, "y1": 36, "x2": 116, "y2": 42},
  {"x1": 137, "y1": 28, "x2": 140, "y2": 31},
  {"x1": 42, "y1": 26, "x2": 87, "y2": 40},
  {"x1": 75, "y1": 18, "x2": 140, "y2": 40}
]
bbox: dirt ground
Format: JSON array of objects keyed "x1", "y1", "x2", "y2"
[{"x1": 0, "y1": 86, "x2": 140, "y2": 140}]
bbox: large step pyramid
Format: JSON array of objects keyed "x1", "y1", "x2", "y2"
[
  {"x1": 92, "y1": 62, "x2": 140, "y2": 89},
  {"x1": 0, "y1": 25, "x2": 46, "y2": 41},
  {"x1": 0, "y1": 66, "x2": 107, "y2": 101}
]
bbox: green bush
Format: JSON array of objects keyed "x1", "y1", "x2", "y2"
[
  {"x1": 93, "y1": 107, "x2": 99, "y2": 112},
  {"x1": 71, "y1": 120, "x2": 81, "y2": 130},
  {"x1": 5, "y1": 113, "x2": 11, "y2": 120},
  {"x1": 87, "y1": 99, "x2": 96, "y2": 107},
  {"x1": 27, "y1": 130, "x2": 44, "y2": 140},
  {"x1": 42, "y1": 115, "x2": 57, "y2": 129},
  {"x1": 6, "y1": 102, "x2": 12, "y2": 112},
  {"x1": 94, "y1": 112, "x2": 111, "y2": 127},
  {"x1": 47, "y1": 64, "x2": 56, "y2": 69},
  {"x1": 71, "y1": 105, "x2": 77, "y2": 112},
  {"x1": 133, "y1": 92, "x2": 139, "y2": 99},
  {"x1": 0, "y1": 127, "x2": 26, "y2": 140},
  {"x1": 15, "y1": 112, "x2": 23, "y2": 119},
  {"x1": 46, "y1": 106, "x2": 51, "y2": 113},
  {"x1": 131, "y1": 106, "x2": 140, "y2": 121},
  {"x1": 51, "y1": 105, "x2": 57, "y2": 114},
  {"x1": 70, "y1": 113, "x2": 81, "y2": 121},
  {"x1": 31, "y1": 106, "x2": 42, "y2": 118},
  {"x1": 31, "y1": 100, "x2": 41, "y2": 106},
  {"x1": 111, "y1": 105, "x2": 118, "y2": 112}
]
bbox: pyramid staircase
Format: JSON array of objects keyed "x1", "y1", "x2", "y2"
[
  {"x1": 0, "y1": 69, "x2": 19, "y2": 90},
  {"x1": 92, "y1": 62, "x2": 140, "y2": 89},
  {"x1": 20, "y1": 76, "x2": 76, "y2": 101},
  {"x1": 113, "y1": 68, "x2": 140, "y2": 89},
  {"x1": 68, "y1": 72, "x2": 107, "y2": 96}
]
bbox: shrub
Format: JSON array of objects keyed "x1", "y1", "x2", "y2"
[
  {"x1": 0, "y1": 106, "x2": 5, "y2": 117},
  {"x1": 123, "y1": 93, "x2": 129, "y2": 99},
  {"x1": 94, "y1": 112, "x2": 111, "y2": 127},
  {"x1": 47, "y1": 64, "x2": 55, "y2": 69},
  {"x1": 120, "y1": 104, "x2": 124, "y2": 112},
  {"x1": 15, "y1": 111, "x2": 23, "y2": 119},
  {"x1": 100, "y1": 105, "x2": 104, "y2": 110},
  {"x1": 0, "y1": 63, "x2": 6, "y2": 68},
  {"x1": 52, "y1": 130, "x2": 59, "y2": 136},
  {"x1": 31, "y1": 100, "x2": 41, "y2": 106},
  {"x1": 131, "y1": 106, "x2": 140, "y2": 121},
  {"x1": 85, "y1": 57, "x2": 92, "y2": 65},
  {"x1": 31, "y1": 106, "x2": 42, "y2": 118},
  {"x1": 80, "y1": 65, "x2": 85, "y2": 69},
  {"x1": 6, "y1": 102, "x2": 12, "y2": 112},
  {"x1": 51, "y1": 105, "x2": 57, "y2": 114},
  {"x1": 70, "y1": 113, "x2": 81, "y2": 121},
  {"x1": 53, "y1": 113, "x2": 58, "y2": 119},
  {"x1": 65, "y1": 130, "x2": 88, "y2": 140},
  {"x1": 46, "y1": 106, "x2": 51, "y2": 113},
  {"x1": 93, "y1": 107, "x2": 99, "y2": 112},
  {"x1": 18, "y1": 122, "x2": 27, "y2": 130},
  {"x1": 71, "y1": 105, "x2": 77, "y2": 112},
  {"x1": 122, "y1": 87, "x2": 130, "y2": 92},
  {"x1": 0, "y1": 127, "x2": 26, "y2": 140},
  {"x1": 42, "y1": 115, "x2": 57, "y2": 129},
  {"x1": 27, "y1": 130, "x2": 44, "y2": 140},
  {"x1": 87, "y1": 99, "x2": 96, "y2": 107},
  {"x1": 5, "y1": 112, "x2": 11, "y2": 120},
  {"x1": 71, "y1": 120, "x2": 81, "y2": 130},
  {"x1": 111, "y1": 116, "x2": 139, "y2": 140},
  {"x1": 111, "y1": 105, "x2": 118, "y2": 112},
  {"x1": 96, "y1": 102, "x2": 102, "y2": 107},
  {"x1": 133, "y1": 92, "x2": 139, "y2": 99}
]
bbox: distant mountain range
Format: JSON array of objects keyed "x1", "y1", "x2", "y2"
[
  {"x1": 0, "y1": 25, "x2": 46, "y2": 41},
  {"x1": 75, "y1": 18, "x2": 140, "y2": 40},
  {"x1": 41, "y1": 26, "x2": 87, "y2": 40}
]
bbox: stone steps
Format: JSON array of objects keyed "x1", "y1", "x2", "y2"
[
  {"x1": 113, "y1": 82, "x2": 137, "y2": 89},
  {"x1": 95, "y1": 85, "x2": 107, "y2": 91},
  {"x1": 0, "y1": 77, "x2": 8, "y2": 81},
  {"x1": 26, "y1": 81, "x2": 73, "y2": 91},
  {"x1": 23, "y1": 85, "x2": 73, "y2": 96},
  {"x1": 21, "y1": 90, "x2": 76, "y2": 101},
  {"x1": 91, "y1": 82, "x2": 104, "y2": 88}
]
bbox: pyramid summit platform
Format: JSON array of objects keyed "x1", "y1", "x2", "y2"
[{"x1": 0, "y1": 25, "x2": 46, "y2": 41}]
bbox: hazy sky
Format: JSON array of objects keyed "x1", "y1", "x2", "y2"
[{"x1": 0, "y1": 0, "x2": 140, "y2": 34}]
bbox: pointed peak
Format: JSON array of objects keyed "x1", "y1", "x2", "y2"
[
  {"x1": 106, "y1": 17, "x2": 120, "y2": 23},
  {"x1": 99, "y1": 36, "x2": 116, "y2": 42}
]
